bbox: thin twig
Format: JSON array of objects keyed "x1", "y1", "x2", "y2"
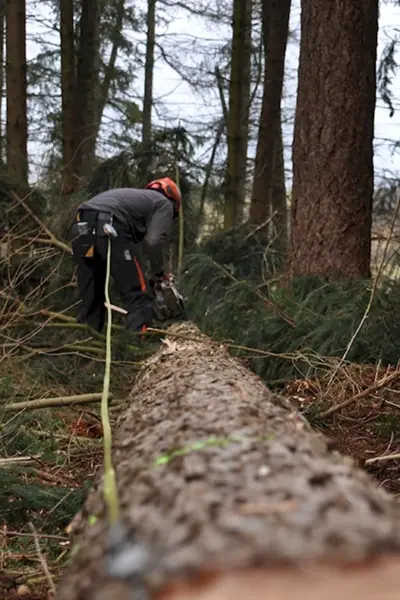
[
  {"x1": 0, "y1": 455, "x2": 42, "y2": 466},
  {"x1": 320, "y1": 367, "x2": 400, "y2": 418},
  {"x1": 5, "y1": 392, "x2": 113, "y2": 412},
  {"x1": 4, "y1": 530, "x2": 68, "y2": 541},
  {"x1": 244, "y1": 212, "x2": 277, "y2": 241},
  {"x1": 365, "y1": 451, "x2": 400, "y2": 466},
  {"x1": 384, "y1": 399, "x2": 400, "y2": 411},
  {"x1": 28, "y1": 522, "x2": 56, "y2": 595}
]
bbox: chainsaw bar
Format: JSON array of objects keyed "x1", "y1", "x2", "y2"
[{"x1": 104, "y1": 277, "x2": 186, "y2": 322}]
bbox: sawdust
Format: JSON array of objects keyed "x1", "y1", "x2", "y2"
[{"x1": 56, "y1": 324, "x2": 400, "y2": 599}]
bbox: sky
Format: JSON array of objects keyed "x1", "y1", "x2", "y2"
[{"x1": 26, "y1": 0, "x2": 400, "y2": 188}]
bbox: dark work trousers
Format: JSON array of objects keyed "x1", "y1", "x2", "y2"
[{"x1": 71, "y1": 210, "x2": 153, "y2": 332}]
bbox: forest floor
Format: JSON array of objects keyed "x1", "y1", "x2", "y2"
[
  {"x1": 285, "y1": 362, "x2": 400, "y2": 496},
  {"x1": 1, "y1": 358, "x2": 400, "y2": 599}
]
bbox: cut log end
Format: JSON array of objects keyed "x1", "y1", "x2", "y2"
[
  {"x1": 57, "y1": 324, "x2": 400, "y2": 599},
  {"x1": 158, "y1": 558, "x2": 400, "y2": 600},
  {"x1": 65, "y1": 559, "x2": 400, "y2": 600}
]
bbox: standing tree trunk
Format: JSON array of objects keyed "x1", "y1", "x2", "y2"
[
  {"x1": 0, "y1": 0, "x2": 5, "y2": 161},
  {"x1": 142, "y1": 0, "x2": 156, "y2": 153},
  {"x1": 60, "y1": 0, "x2": 76, "y2": 194},
  {"x1": 195, "y1": 66, "x2": 227, "y2": 236},
  {"x1": 249, "y1": 0, "x2": 291, "y2": 239},
  {"x1": 57, "y1": 324, "x2": 400, "y2": 600},
  {"x1": 5, "y1": 0, "x2": 27, "y2": 183},
  {"x1": 289, "y1": 0, "x2": 378, "y2": 279},
  {"x1": 223, "y1": 0, "x2": 252, "y2": 229},
  {"x1": 93, "y1": 0, "x2": 125, "y2": 144},
  {"x1": 271, "y1": 117, "x2": 288, "y2": 253},
  {"x1": 70, "y1": 0, "x2": 100, "y2": 190}
]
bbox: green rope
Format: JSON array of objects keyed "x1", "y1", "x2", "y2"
[
  {"x1": 101, "y1": 235, "x2": 120, "y2": 524},
  {"x1": 176, "y1": 163, "x2": 184, "y2": 276}
]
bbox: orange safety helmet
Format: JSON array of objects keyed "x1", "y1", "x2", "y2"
[{"x1": 145, "y1": 177, "x2": 182, "y2": 213}]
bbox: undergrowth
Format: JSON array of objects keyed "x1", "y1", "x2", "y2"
[
  {"x1": 181, "y1": 225, "x2": 400, "y2": 384},
  {"x1": 0, "y1": 411, "x2": 91, "y2": 530}
]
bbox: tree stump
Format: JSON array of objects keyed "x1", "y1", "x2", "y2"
[{"x1": 57, "y1": 324, "x2": 400, "y2": 599}]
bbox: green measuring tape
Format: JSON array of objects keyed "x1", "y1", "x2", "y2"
[{"x1": 101, "y1": 235, "x2": 120, "y2": 524}]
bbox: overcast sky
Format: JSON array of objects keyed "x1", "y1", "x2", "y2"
[{"x1": 27, "y1": 0, "x2": 400, "y2": 187}]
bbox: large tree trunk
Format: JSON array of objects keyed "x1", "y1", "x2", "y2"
[
  {"x1": 249, "y1": 0, "x2": 290, "y2": 234},
  {"x1": 289, "y1": 0, "x2": 378, "y2": 279},
  {"x1": 142, "y1": 0, "x2": 156, "y2": 152},
  {"x1": 0, "y1": 0, "x2": 5, "y2": 161},
  {"x1": 223, "y1": 0, "x2": 252, "y2": 229},
  {"x1": 57, "y1": 324, "x2": 400, "y2": 600},
  {"x1": 138, "y1": 0, "x2": 156, "y2": 180},
  {"x1": 70, "y1": 0, "x2": 100, "y2": 190},
  {"x1": 196, "y1": 66, "x2": 227, "y2": 236},
  {"x1": 60, "y1": 0, "x2": 76, "y2": 194},
  {"x1": 5, "y1": 0, "x2": 27, "y2": 183},
  {"x1": 93, "y1": 0, "x2": 125, "y2": 145},
  {"x1": 270, "y1": 118, "x2": 288, "y2": 253}
]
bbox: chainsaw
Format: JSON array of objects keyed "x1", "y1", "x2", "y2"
[
  {"x1": 151, "y1": 273, "x2": 186, "y2": 321},
  {"x1": 105, "y1": 274, "x2": 186, "y2": 322}
]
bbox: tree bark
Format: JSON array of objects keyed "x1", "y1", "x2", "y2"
[
  {"x1": 5, "y1": 0, "x2": 27, "y2": 183},
  {"x1": 195, "y1": 66, "x2": 227, "y2": 235},
  {"x1": 223, "y1": 0, "x2": 252, "y2": 229},
  {"x1": 289, "y1": 0, "x2": 378, "y2": 279},
  {"x1": 60, "y1": 0, "x2": 76, "y2": 194},
  {"x1": 94, "y1": 0, "x2": 125, "y2": 145},
  {"x1": 197, "y1": 118, "x2": 224, "y2": 233},
  {"x1": 214, "y1": 65, "x2": 228, "y2": 124},
  {"x1": 57, "y1": 324, "x2": 400, "y2": 600},
  {"x1": 70, "y1": 0, "x2": 100, "y2": 190},
  {"x1": 270, "y1": 118, "x2": 288, "y2": 253},
  {"x1": 249, "y1": 0, "x2": 290, "y2": 233},
  {"x1": 142, "y1": 0, "x2": 156, "y2": 152},
  {"x1": 0, "y1": 0, "x2": 5, "y2": 161}
]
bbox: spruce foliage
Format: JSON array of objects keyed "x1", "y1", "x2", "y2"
[{"x1": 181, "y1": 226, "x2": 400, "y2": 384}]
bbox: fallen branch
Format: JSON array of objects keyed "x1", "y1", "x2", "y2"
[
  {"x1": 12, "y1": 191, "x2": 72, "y2": 254},
  {"x1": 365, "y1": 451, "x2": 400, "y2": 466},
  {"x1": 23, "y1": 235, "x2": 72, "y2": 254},
  {"x1": 39, "y1": 309, "x2": 76, "y2": 323},
  {"x1": 57, "y1": 323, "x2": 400, "y2": 600},
  {"x1": 22, "y1": 343, "x2": 106, "y2": 356},
  {"x1": 319, "y1": 366, "x2": 400, "y2": 418},
  {"x1": 28, "y1": 522, "x2": 56, "y2": 595},
  {"x1": 0, "y1": 455, "x2": 42, "y2": 467},
  {"x1": 3, "y1": 530, "x2": 68, "y2": 542},
  {"x1": 40, "y1": 309, "x2": 123, "y2": 331},
  {"x1": 4, "y1": 392, "x2": 113, "y2": 412}
]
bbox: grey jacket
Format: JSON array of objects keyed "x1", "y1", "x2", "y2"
[{"x1": 79, "y1": 188, "x2": 174, "y2": 274}]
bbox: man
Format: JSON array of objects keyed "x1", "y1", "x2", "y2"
[{"x1": 70, "y1": 177, "x2": 182, "y2": 334}]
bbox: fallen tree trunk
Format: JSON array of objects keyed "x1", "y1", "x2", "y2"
[{"x1": 57, "y1": 324, "x2": 400, "y2": 600}]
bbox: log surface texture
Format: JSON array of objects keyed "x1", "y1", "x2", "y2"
[{"x1": 57, "y1": 324, "x2": 400, "y2": 599}]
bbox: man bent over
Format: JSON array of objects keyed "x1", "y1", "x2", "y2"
[{"x1": 70, "y1": 177, "x2": 181, "y2": 334}]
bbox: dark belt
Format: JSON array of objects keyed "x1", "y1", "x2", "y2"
[
  {"x1": 76, "y1": 209, "x2": 114, "y2": 236},
  {"x1": 78, "y1": 209, "x2": 112, "y2": 222}
]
